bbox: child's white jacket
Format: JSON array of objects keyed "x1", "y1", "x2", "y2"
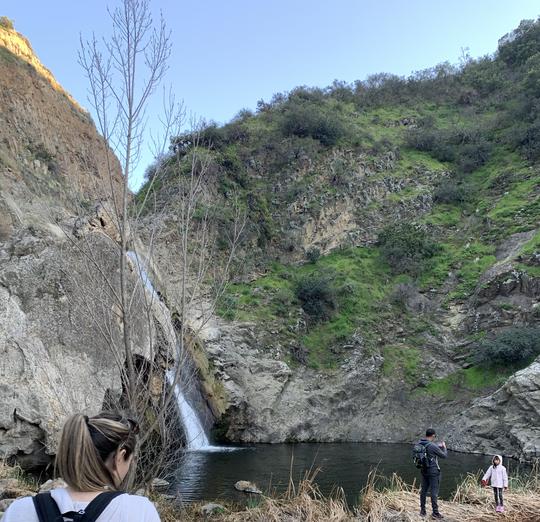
[{"x1": 482, "y1": 455, "x2": 508, "y2": 488}]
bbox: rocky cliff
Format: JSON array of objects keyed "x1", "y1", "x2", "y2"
[{"x1": 0, "y1": 24, "x2": 164, "y2": 469}]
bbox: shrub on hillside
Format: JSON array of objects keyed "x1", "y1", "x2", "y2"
[
  {"x1": 265, "y1": 135, "x2": 320, "y2": 172},
  {"x1": 378, "y1": 223, "x2": 440, "y2": 276},
  {"x1": 514, "y1": 116, "x2": 540, "y2": 162},
  {"x1": 279, "y1": 101, "x2": 348, "y2": 146},
  {"x1": 456, "y1": 136, "x2": 492, "y2": 173},
  {"x1": 305, "y1": 247, "x2": 321, "y2": 264},
  {"x1": 295, "y1": 272, "x2": 337, "y2": 322},
  {"x1": 498, "y1": 19, "x2": 540, "y2": 67},
  {"x1": 389, "y1": 282, "x2": 418, "y2": 308},
  {"x1": 0, "y1": 16, "x2": 14, "y2": 30},
  {"x1": 405, "y1": 124, "x2": 493, "y2": 173},
  {"x1": 473, "y1": 327, "x2": 540, "y2": 366},
  {"x1": 433, "y1": 180, "x2": 469, "y2": 204}
]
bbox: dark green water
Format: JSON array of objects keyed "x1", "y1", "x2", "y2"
[{"x1": 174, "y1": 443, "x2": 509, "y2": 505}]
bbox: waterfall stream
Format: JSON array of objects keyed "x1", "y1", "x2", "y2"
[
  {"x1": 127, "y1": 250, "x2": 213, "y2": 452},
  {"x1": 166, "y1": 371, "x2": 210, "y2": 450}
]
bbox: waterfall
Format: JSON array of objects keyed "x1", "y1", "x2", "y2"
[
  {"x1": 127, "y1": 250, "x2": 212, "y2": 451},
  {"x1": 166, "y1": 371, "x2": 210, "y2": 450}
]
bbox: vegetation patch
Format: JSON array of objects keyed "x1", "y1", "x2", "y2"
[
  {"x1": 378, "y1": 222, "x2": 440, "y2": 276},
  {"x1": 472, "y1": 326, "x2": 540, "y2": 366},
  {"x1": 382, "y1": 345, "x2": 421, "y2": 383},
  {"x1": 218, "y1": 247, "x2": 395, "y2": 369},
  {"x1": 422, "y1": 366, "x2": 511, "y2": 398}
]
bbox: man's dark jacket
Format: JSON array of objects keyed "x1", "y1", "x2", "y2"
[{"x1": 419, "y1": 438, "x2": 448, "y2": 473}]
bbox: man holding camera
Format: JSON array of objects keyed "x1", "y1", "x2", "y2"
[{"x1": 418, "y1": 428, "x2": 447, "y2": 519}]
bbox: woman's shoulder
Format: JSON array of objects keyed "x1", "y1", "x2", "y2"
[
  {"x1": 115, "y1": 493, "x2": 160, "y2": 515},
  {"x1": 2, "y1": 495, "x2": 39, "y2": 521}
]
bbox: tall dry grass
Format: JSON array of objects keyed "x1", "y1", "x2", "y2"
[
  {"x1": 2, "y1": 459, "x2": 540, "y2": 521},
  {"x1": 154, "y1": 469, "x2": 355, "y2": 521},
  {"x1": 359, "y1": 462, "x2": 540, "y2": 522}
]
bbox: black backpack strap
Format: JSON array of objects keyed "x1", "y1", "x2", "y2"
[
  {"x1": 32, "y1": 492, "x2": 63, "y2": 522},
  {"x1": 33, "y1": 490, "x2": 124, "y2": 522},
  {"x1": 76, "y1": 491, "x2": 125, "y2": 522}
]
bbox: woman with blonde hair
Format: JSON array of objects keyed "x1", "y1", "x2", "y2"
[{"x1": 3, "y1": 411, "x2": 160, "y2": 521}]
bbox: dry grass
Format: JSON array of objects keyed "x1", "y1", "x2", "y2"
[
  {"x1": 154, "y1": 468, "x2": 540, "y2": 521},
  {"x1": 153, "y1": 469, "x2": 356, "y2": 521},
  {"x1": 0, "y1": 460, "x2": 38, "y2": 491},
  {"x1": 359, "y1": 466, "x2": 540, "y2": 522},
  {"x1": 2, "y1": 460, "x2": 540, "y2": 521}
]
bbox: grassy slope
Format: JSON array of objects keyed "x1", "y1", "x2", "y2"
[
  {"x1": 139, "y1": 22, "x2": 540, "y2": 397},
  {"x1": 217, "y1": 100, "x2": 536, "y2": 376}
]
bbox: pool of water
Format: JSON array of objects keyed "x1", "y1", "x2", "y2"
[{"x1": 174, "y1": 442, "x2": 505, "y2": 505}]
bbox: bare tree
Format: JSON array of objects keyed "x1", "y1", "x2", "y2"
[{"x1": 57, "y1": 0, "x2": 246, "y2": 489}]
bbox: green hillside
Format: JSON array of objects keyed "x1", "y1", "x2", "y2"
[{"x1": 139, "y1": 19, "x2": 540, "y2": 384}]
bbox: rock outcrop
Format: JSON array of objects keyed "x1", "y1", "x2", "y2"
[
  {"x1": 0, "y1": 26, "x2": 157, "y2": 468},
  {"x1": 446, "y1": 360, "x2": 540, "y2": 459}
]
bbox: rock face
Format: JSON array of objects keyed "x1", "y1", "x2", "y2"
[
  {"x1": 0, "y1": 228, "x2": 154, "y2": 467},
  {"x1": 445, "y1": 361, "x2": 540, "y2": 459},
  {"x1": 145, "y1": 156, "x2": 539, "y2": 458},
  {"x1": 0, "y1": 27, "x2": 157, "y2": 468},
  {"x1": 182, "y1": 315, "x2": 458, "y2": 445},
  {"x1": 150, "y1": 220, "x2": 540, "y2": 457}
]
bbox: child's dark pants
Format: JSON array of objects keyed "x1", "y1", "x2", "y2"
[{"x1": 493, "y1": 487, "x2": 504, "y2": 506}]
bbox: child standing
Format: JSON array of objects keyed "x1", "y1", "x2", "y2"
[{"x1": 481, "y1": 455, "x2": 509, "y2": 513}]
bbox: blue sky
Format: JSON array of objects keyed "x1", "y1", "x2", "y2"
[{"x1": 2, "y1": 0, "x2": 539, "y2": 189}]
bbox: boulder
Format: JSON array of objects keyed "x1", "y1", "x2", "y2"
[
  {"x1": 201, "y1": 502, "x2": 226, "y2": 516},
  {"x1": 0, "y1": 498, "x2": 16, "y2": 511},
  {"x1": 150, "y1": 478, "x2": 170, "y2": 491},
  {"x1": 445, "y1": 360, "x2": 540, "y2": 459},
  {"x1": 38, "y1": 478, "x2": 67, "y2": 492},
  {"x1": 234, "y1": 480, "x2": 262, "y2": 494}
]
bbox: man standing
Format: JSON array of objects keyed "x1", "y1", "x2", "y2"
[{"x1": 418, "y1": 428, "x2": 447, "y2": 519}]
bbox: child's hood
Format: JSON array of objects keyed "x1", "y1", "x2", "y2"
[{"x1": 492, "y1": 454, "x2": 503, "y2": 466}]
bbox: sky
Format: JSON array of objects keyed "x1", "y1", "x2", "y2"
[{"x1": 2, "y1": 0, "x2": 539, "y2": 189}]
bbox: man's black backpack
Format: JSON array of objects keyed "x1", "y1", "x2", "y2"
[
  {"x1": 32, "y1": 491, "x2": 124, "y2": 522},
  {"x1": 412, "y1": 441, "x2": 430, "y2": 469}
]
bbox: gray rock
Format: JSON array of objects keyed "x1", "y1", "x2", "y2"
[
  {"x1": 445, "y1": 360, "x2": 540, "y2": 460},
  {"x1": 150, "y1": 478, "x2": 170, "y2": 491},
  {"x1": 0, "y1": 498, "x2": 16, "y2": 511},
  {"x1": 38, "y1": 478, "x2": 67, "y2": 492},
  {"x1": 234, "y1": 480, "x2": 262, "y2": 494},
  {"x1": 201, "y1": 502, "x2": 226, "y2": 516}
]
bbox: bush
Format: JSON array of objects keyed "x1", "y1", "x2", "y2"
[
  {"x1": 272, "y1": 289, "x2": 293, "y2": 318},
  {"x1": 405, "y1": 125, "x2": 492, "y2": 173},
  {"x1": 456, "y1": 136, "x2": 492, "y2": 173},
  {"x1": 378, "y1": 223, "x2": 440, "y2": 275},
  {"x1": 0, "y1": 16, "x2": 14, "y2": 30},
  {"x1": 498, "y1": 19, "x2": 540, "y2": 67},
  {"x1": 473, "y1": 327, "x2": 540, "y2": 366},
  {"x1": 433, "y1": 180, "x2": 469, "y2": 204},
  {"x1": 279, "y1": 101, "x2": 348, "y2": 146},
  {"x1": 514, "y1": 116, "x2": 540, "y2": 161},
  {"x1": 390, "y1": 282, "x2": 417, "y2": 308},
  {"x1": 305, "y1": 247, "x2": 321, "y2": 264},
  {"x1": 295, "y1": 272, "x2": 337, "y2": 322}
]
